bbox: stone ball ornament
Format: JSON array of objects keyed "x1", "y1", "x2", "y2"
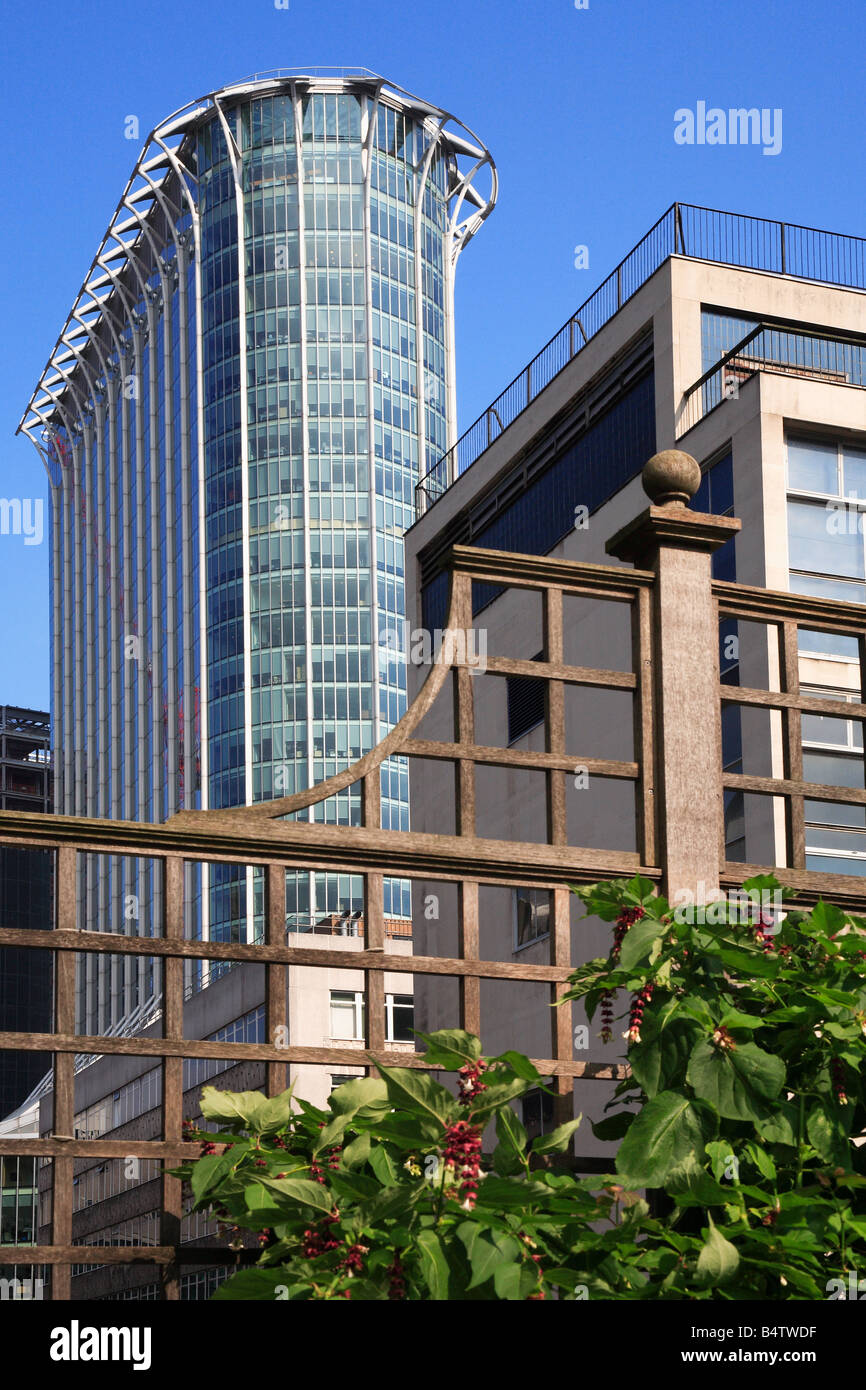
[{"x1": 641, "y1": 450, "x2": 702, "y2": 506}]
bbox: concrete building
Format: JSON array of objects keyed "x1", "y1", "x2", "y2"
[
  {"x1": 0, "y1": 706, "x2": 52, "y2": 1120},
  {"x1": 0, "y1": 705, "x2": 52, "y2": 1298},
  {"x1": 405, "y1": 203, "x2": 866, "y2": 1157}
]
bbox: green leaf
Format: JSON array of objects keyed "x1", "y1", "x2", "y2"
[
  {"x1": 211, "y1": 1268, "x2": 295, "y2": 1301},
  {"x1": 743, "y1": 1140, "x2": 776, "y2": 1181},
  {"x1": 629, "y1": 1012, "x2": 700, "y2": 1099},
  {"x1": 199, "y1": 1086, "x2": 268, "y2": 1130},
  {"x1": 256, "y1": 1176, "x2": 337, "y2": 1215},
  {"x1": 190, "y1": 1151, "x2": 238, "y2": 1205},
  {"x1": 414, "y1": 1029, "x2": 481, "y2": 1069},
  {"x1": 474, "y1": 1177, "x2": 550, "y2": 1210},
  {"x1": 705, "y1": 1140, "x2": 738, "y2": 1183},
  {"x1": 756, "y1": 1101, "x2": 798, "y2": 1147},
  {"x1": 341, "y1": 1132, "x2": 371, "y2": 1169},
  {"x1": 807, "y1": 1102, "x2": 850, "y2": 1166},
  {"x1": 591, "y1": 1111, "x2": 635, "y2": 1142},
  {"x1": 491, "y1": 1051, "x2": 544, "y2": 1083},
  {"x1": 256, "y1": 1090, "x2": 295, "y2": 1135},
  {"x1": 686, "y1": 1038, "x2": 785, "y2": 1122},
  {"x1": 618, "y1": 917, "x2": 664, "y2": 971},
  {"x1": 616, "y1": 1090, "x2": 706, "y2": 1189},
  {"x1": 328, "y1": 1076, "x2": 390, "y2": 1117},
  {"x1": 716, "y1": 946, "x2": 780, "y2": 977},
  {"x1": 493, "y1": 1106, "x2": 529, "y2": 1175},
  {"x1": 415, "y1": 1229, "x2": 450, "y2": 1300},
  {"x1": 493, "y1": 1261, "x2": 525, "y2": 1300},
  {"x1": 466, "y1": 1234, "x2": 509, "y2": 1289},
  {"x1": 468, "y1": 1076, "x2": 534, "y2": 1121},
  {"x1": 531, "y1": 1115, "x2": 582, "y2": 1155},
  {"x1": 718, "y1": 1008, "x2": 767, "y2": 1031},
  {"x1": 375, "y1": 1063, "x2": 459, "y2": 1129},
  {"x1": 696, "y1": 1216, "x2": 740, "y2": 1286},
  {"x1": 367, "y1": 1143, "x2": 399, "y2": 1187}
]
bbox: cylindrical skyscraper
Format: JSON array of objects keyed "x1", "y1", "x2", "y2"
[{"x1": 19, "y1": 70, "x2": 496, "y2": 1029}]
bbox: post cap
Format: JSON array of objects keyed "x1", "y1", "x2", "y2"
[{"x1": 642, "y1": 450, "x2": 701, "y2": 506}]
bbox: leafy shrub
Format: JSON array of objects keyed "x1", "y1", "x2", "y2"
[{"x1": 174, "y1": 876, "x2": 866, "y2": 1299}]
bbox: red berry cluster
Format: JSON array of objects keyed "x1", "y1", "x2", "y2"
[
  {"x1": 258, "y1": 1228, "x2": 273, "y2": 1246},
  {"x1": 301, "y1": 1212, "x2": 341, "y2": 1258},
  {"x1": 457, "y1": 1058, "x2": 487, "y2": 1106},
  {"x1": 338, "y1": 1242, "x2": 368, "y2": 1277},
  {"x1": 309, "y1": 1145, "x2": 341, "y2": 1183},
  {"x1": 612, "y1": 905, "x2": 645, "y2": 962},
  {"x1": 628, "y1": 983, "x2": 654, "y2": 1045},
  {"x1": 831, "y1": 1057, "x2": 848, "y2": 1106},
  {"x1": 711, "y1": 1025, "x2": 736, "y2": 1052},
  {"x1": 599, "y1": 990, "x2": 616, "y2": 1045},
  {"x1": 600, "y1": 906, "x2": 645, "y2": 1045},
  {"x1": 387, "y1": 1252, "x2": 406, "y2": 1300},
  {"x1": 200, "y1": 1140, "x2": 217, "y2": 1156},
  {"x1": 443, "y1": 1119, "x2": 483, "y2": 1209}
]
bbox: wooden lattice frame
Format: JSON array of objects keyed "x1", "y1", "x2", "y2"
[
  {"x1": 5, "y1": 535, "x2": 866, "y2": 1298},
  {"x1": 0, "y1": 545, "x2": 658, "y2": 1298}
]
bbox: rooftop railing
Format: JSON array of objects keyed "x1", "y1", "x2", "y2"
[
  {"x1": 415, "y1": 202, "x2": 866, "y2": 516},
  {"x1": 678, "y1": 321, "x2": 866, "y2": 437}
]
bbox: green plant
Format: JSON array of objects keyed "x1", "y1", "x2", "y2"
[
  {"x1": 563, "y1": 874, "x2": 866, "y2": 1297},
  {"x1": 173, "y1": 876, "x2": 866, "y2": 1299}
]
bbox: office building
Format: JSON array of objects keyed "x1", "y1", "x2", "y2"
[
  {"x1": 405, "y1": 203, "x2": 866, "y2": 1150},
  {"x1": 17, "y1": 70, "x2": 496, "y2": 1032}
]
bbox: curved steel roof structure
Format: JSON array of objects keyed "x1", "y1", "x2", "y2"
[{"x1": 18, "y1": 69, "x2": 498, "y2": 449}]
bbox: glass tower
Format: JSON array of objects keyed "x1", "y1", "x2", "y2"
[{"x1": 18, "y1": 71, "x2": 496, "y2": 1030}]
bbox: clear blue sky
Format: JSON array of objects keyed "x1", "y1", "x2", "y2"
[{"x1": 2, "y1": 0, "x2": 864, "y2": 709}]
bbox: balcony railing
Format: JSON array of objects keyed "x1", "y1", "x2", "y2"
[
  {"x1": 415, "y1": 202, "x2": 866, "y2": 516},
  {"x1": 678, "y1": 322, "x2": 866, "y2": 437}
]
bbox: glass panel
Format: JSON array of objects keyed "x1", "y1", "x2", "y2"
[
  {"x1": 798, "y1": 628, "x2": 860, "y2": 660},
  {"x1": 806, "y1": 828, "x2": 866, "y2": 852},
  {"x1": 787, "y1": 499, "x2": 864, "y2": 578},
  {"x1": 802, "y1": 750, "x2": 865, "y2": 788},
  {"x1": 805, "y1": 853, "x2": 866, "y2": 876},
  {"x1": 843, "y1": 446, "x2": 866, "y2": 500},
  {"x1": 788, "y1": 437, "x2": 839, "y2": 494},
  {"x1": 805, "y1": 798, "x2": 866, "y2": 827},
  {"x1": 790, "y1": 572, "x2": 866, "y2": 603},
  {"x1": 802, "y1": 711, "x2": 852, "y2": 745}
]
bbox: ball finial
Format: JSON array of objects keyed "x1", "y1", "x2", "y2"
[{"x1": 642, "y1": 450, "x2": 702, "y2": 506}]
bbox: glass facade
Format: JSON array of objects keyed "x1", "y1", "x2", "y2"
[
  {"x1": 20, "y1": 75, "x2": 495, "y2": 1024},
  {"x1": 422, "y1": 369, "x2": 657, "y2": 631},
  {"x1": 785, "y1": 434, "x2": 866, "y2": 875}
]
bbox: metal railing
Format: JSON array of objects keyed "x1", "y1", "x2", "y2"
[
  {"x1": 678, "y1": 321, "x2": 866, "y2": 437},
  {"x1": 416, "y1": 203, "x2": 866, "y2": 515}
]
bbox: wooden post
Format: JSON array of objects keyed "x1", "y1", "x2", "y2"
[{"x1": 607, "y1": 450, "x2": 741, "y2": 906}]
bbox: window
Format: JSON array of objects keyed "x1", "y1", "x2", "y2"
[
  {"x1": 330, "y1": 1073, "x2": 362, "y2": 1092},
  {"x1": 802, "y1": 686, "x2": 866, "y2": 874},
  {"x1": 507, "y1": 653, "x2": 544, "y2": 744},
  {"x1": 513, "y1": 887, "x2": 551, "y2": 950},
  {"x1": 521, "y1": 1088, "x2": 554, "y2": 1143},
  {"x1": 328, "y1": 990, "x2": 414, "y2": 1041},
  {"x1": 787, "y1": 435, "x2": 866, "y2": 659},
  {"x1": 694, "y1": 452, "x2": 736, "y2": 581},
  {"x1": 329, "y1": 989, "x2": 363, "y2": 1040},
  {"x1": 386, "y1": 993, "x2": 414, "y2": 1042}
]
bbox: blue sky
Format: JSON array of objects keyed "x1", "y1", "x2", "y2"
[{"x1": 2, "y1": 0, "x2": 864, "y2": 709}]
